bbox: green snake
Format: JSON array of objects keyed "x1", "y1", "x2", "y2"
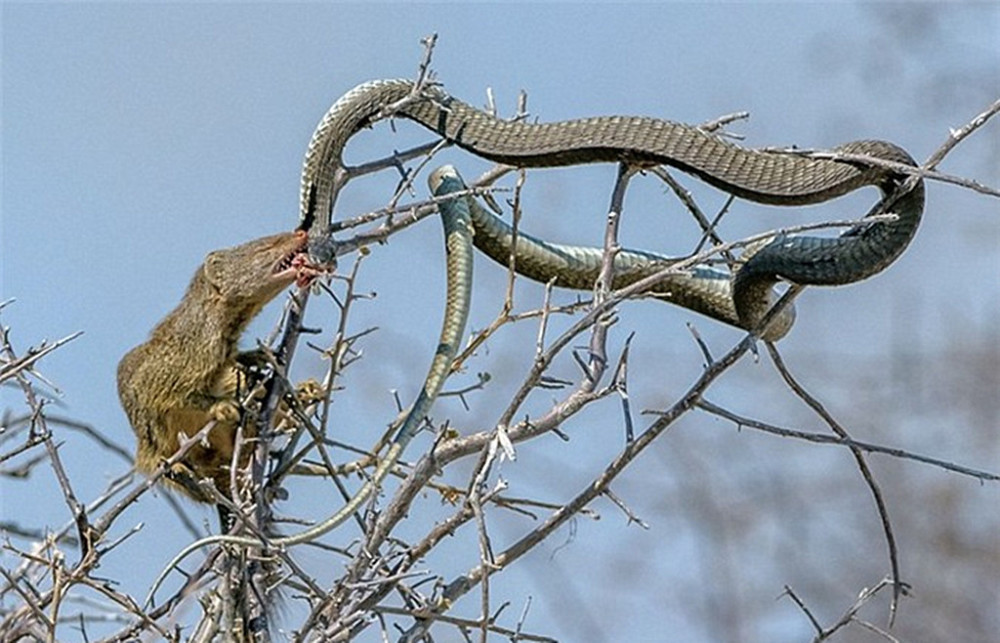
[
  {"x1": 461, "y1": 189, "x2": 796, "y2": 341},
  {"x1": 301, "y1": 79, "x2": 924, "y2": 331},
  {"x1": 147, "y1": 166, "x2": 474, "y2": 597},
  {"x1": 153, "y1": 80, "x2": 924, "y2": 583}
]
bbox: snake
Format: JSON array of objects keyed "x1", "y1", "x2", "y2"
[
  {"x1": 147, "y1": 165, "x2": 474, "y2": 597},
  {"x1": 153, "y1": 80, "x2": 924, "y2": 578},
  {"x1": 461, "y1": 189, "x2": 796, "y2": 341},
  {"x1": 300, "y1": 78, "x2": 924, "y2": 332}
]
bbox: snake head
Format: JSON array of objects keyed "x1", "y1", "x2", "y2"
[{"x1": 305, "y1": 228, "x2": 339, "y2": 270}]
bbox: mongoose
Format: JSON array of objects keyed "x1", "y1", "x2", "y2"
[{"x1": 117, "y1": 230, "x2": 324, "y2": 504}]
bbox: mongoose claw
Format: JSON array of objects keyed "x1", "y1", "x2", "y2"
[
  {"x1": 294, "y1": 378, "x2": 326, "y2": 406},
  {"x1": 209, "y1": 399, "x2": 241, "y2": 423}
]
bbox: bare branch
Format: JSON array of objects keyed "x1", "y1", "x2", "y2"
[{"x1": 694, "y1": 399, "x2": 1000, "y2": 482}]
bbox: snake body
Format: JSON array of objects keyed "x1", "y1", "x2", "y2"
[
  {"x1": 274, "y1": 166, "x2": 474, "y2": 544},
  {"x1": 269, "y1": 165, "x2": 474, "y2": 544},
  {"x1": 154, "y1": 81, "x2": 924, "y2": 578},
  {"x1": 302, "y1": 79, "x2": 923, "y2": 329},
  {"x1": 464, "y1": 193, "x2": 796, "y2": 341}
]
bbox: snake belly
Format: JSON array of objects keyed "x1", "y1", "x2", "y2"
[{"x1": 302, "y1": 79, "x2": 923, "y2": 330}]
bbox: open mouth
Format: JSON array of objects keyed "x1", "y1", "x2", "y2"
[
  {"x1": 273, "y1": 237, "x2": 326, "y2": 288},
  {"x1": 274, "y1": 248, "x2": 304, "y2": 274},
  {"x1": 272, "y1": 232, "x2": 309, "y2": 275}
]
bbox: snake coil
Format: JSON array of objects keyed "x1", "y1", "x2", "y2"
[
  {"x1": 303, "y1": 79, "x2": 923, "y2": 332},
  {"x1": 149, "y1": 81, "x2": 924, "y2": 594}
]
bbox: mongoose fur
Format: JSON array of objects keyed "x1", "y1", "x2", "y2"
[{"x1": 117, "y1": 230, "x2": 323, "y2": 504}]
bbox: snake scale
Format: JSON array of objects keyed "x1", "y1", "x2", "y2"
[
  {"x1": 301, "y1": 79, "x2": 924, "y2": 333},
  {"x1": 462, "y1": 189, "x2": 796, "y2": 341},
  {"x1": 151, "y1": 80, "x2": 924, "y2": 584}
]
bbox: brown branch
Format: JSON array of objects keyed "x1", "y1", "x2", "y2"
[
  {"x1": 694, "y1": 399, "x2": 1000, "y2": 482},
  {"x1": 0, "y1": 331, "x2": 84, "y2": 386},
  {"x1": 765, "y1": 343, "x2": 908, "y2": 625}
]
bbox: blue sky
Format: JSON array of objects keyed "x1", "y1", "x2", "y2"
[{"x1": 3, "y1": 3, "x2": 998, "y2": 641}]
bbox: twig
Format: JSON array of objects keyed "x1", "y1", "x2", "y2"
[
  {"x1": 0, "y1": 331, "x2": 84, "y2": 385},
  {"x1": 922, "y1": 97, "x2": 1000, "y2": 171},
  {"x1": 766, "y1": 343, "x2": 907, "y2": 624},
  {"x1": 382, "y1": 605, "x2": 557, "y2": 642},
  {"x1": 694, "y1": 399, "x2": 1000, "y2": 482},
  {"x1": 797, "y1": 145, "x2": 1000, "y2": 198}
]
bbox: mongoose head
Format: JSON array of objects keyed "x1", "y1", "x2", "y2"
[{"x1": 200, "y1": 230, "x2": 325, "y2": 307}]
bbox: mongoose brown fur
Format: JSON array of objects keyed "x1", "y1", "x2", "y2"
[{"x1": 117, "y1": 230, "x2": 322, "y2": 503}]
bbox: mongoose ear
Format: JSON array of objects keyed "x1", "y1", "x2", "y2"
[{"x1": 202, "y1": 253, "x2": 224, "y2": 293}]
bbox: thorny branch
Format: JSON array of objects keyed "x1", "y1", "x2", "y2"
[
  {"x1": 766, "y1": 343, "x2": 906, "y2": 623},
  {"x1": 783, "y1": 578, "x2": 903, "y2": 642}
]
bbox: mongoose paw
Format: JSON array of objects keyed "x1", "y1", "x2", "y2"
[
  {"x1": 166, "y1": 462, "x2": 210, "y2": 501},
  {"x1": 236, "y1": 348, "x2": 274, "y2": 372},
  {"x1": 209, "y1": 399, "x2": 241, "y2": 423},
  {"x1": 295, "y1": 378, "x2": 326, "y2": 405}
]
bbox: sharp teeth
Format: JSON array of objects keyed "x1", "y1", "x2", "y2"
[{"x1": 275, "y1": 253, "x2": 294, "y2": 273}]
